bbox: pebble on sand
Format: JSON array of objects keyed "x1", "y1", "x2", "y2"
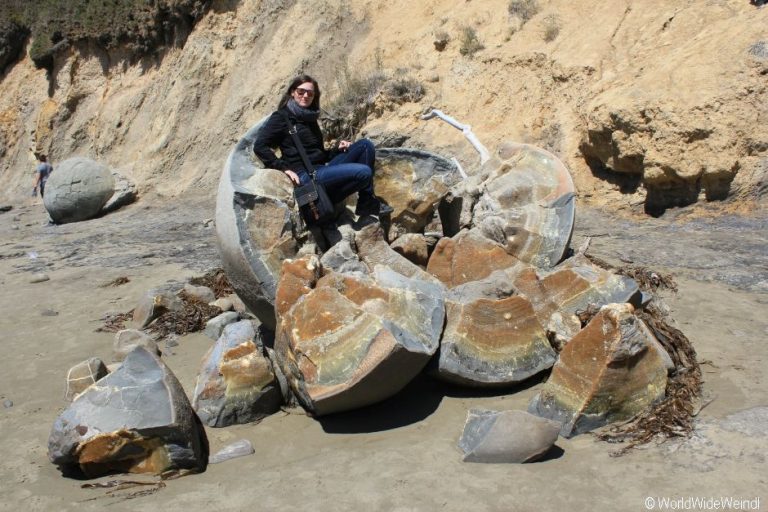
[{"x1": 30, "y1": 273, "x2": 50, "y2": 283}]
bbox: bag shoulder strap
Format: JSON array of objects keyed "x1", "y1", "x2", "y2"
[{"x1": 279, "y1": 111, "x2": 316, "y2": 178}]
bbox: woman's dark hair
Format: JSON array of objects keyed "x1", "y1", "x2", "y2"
[{"x1": 278, "y1": 74, "x2": 321, "y2": 110}]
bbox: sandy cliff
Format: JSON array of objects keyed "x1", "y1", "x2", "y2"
[{"x1": 0, "y1": 0, "x2": 766, "y2": 215}]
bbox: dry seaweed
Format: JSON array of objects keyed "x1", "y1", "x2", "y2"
[
  {"x1": 99, "y1": 276, "x2": 130, "y2": 287},
  {"x1": 594, "y1": 303, "x2": 701, "y2": 455},
  {"x1": 95, "y1": 311, "x2": 134, "y2": 333},
  {"x1": 189, "y1": 268, "x2": 234, "y2": 298},
  {"x1": 146, "y1": 290, "x2": 221, "y2": 337},
  {"x1": 585, "y1": 254, "x2": 678, "y2": 293},
  {"x1": 584, "y1": 254, "x2": 701, "y2": 454}
]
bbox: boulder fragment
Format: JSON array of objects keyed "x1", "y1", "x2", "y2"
[
  {"x1": 471, "y1": 143, "x2": 575, "y2": 269},
  {"x1": 113, "y1": 329, "x2": 160, "y2": 362},
  {"x1": 528, "y1": 303, "x2": 668, "y2": 437},
  {"x1": 437, "y1": 294, "x2": 556, "y2": 386},
  {"x1": 209, "y1": 439, "x2": 255, "y2": 464},
  {"x1": 101, "y1": 171, "x2": 137, "y2": 215},
  {"x1": 192, "y1": 320, "x2": 282, "y2": 427},
  {"x1": 427, "y1": 229, "x2": 526, "y2": 287},
  {"x1": 275, "y1": 256, "x2": 444, "y2": 415},
  {"x1": 390, "y1": 233, "x2": 430, "y2": 267},
  {"x1": 48, "y1": 347, "x2": 208, "y2": 477},
  {"x1": 65, "y1": 358, "x2": 108, "y2": 401},
  {"x1": 43, "y1": 157, "x2": 115, "y2": 224},
  {"x1": 459, "y1": 409, "x2": 560, "y2": 463}
]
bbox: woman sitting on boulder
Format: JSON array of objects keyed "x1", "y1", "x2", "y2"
[{"x1": 252, "y1": 74, "x2": 391, "y2": 219}]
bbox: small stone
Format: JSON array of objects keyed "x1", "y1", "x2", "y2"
[
  {"x1": 40, "y1": 309, "x2": 59, "y2": 316},
  {"x1": 113, "y1": 329, "x2": 161, "y2": 362},
  {"x1": 228, "y1": 294, "x2": 248, "y2": 314},
  {"x1": 209, "y1": 439, "x2": 255, "y2": 464},
  {"x1": 30, "y1": 273, "x2": 50, "y2": 283},
  {"x1": 183, "y1": 283, "x2": 216, "y2": 303},
  {"x1": 3, "y1": 399, "x2": 12, "y2": 408},
  {"x1": 132, "y1": 290, "x2": 183, "y2": 329},
  {"x1": 65, "y1": 358, "x2": 109, "y2": 401},
  {"x1": 11, "y1": 225, "x2": 18, "y2": 230},
  {"x1": 210, "y1": 297, "x2": 234, "y2": 312},
  {"x1": 203, "y1": 218, "x2": 214, "y2": 227},
  {"x1": 458, "y1": 409, "x2": 561, "y2": 463},
  {"x1": 204, "y1": 311, "x2": 240, "y2": 340}
]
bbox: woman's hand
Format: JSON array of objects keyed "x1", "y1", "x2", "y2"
[
  {"x1": 285, "y1": 170, "x2": 301, "y2": 185},
  {"x1": 338, "y1": 140, "x2": 352, "y2": 152}
]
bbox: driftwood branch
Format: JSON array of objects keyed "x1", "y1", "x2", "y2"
[{"x1": 420, "y1": 109, "x2": 490, "y2": 165}]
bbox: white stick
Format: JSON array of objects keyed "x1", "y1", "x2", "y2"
[
  {"x1": 451, "y1": 157, "x2": 468, "y2": 179},
  {"x1": 420, "y1": 109, "x2": 491, "y2": 164}
]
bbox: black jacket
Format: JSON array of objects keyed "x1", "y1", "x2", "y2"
[{"x1": 252, "y1": 108, "x2": 334, "y2": 172}]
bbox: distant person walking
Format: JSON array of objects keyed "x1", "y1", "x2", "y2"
[{"x1": 32, "y1": 155, "x2": 53, "y2": 198}]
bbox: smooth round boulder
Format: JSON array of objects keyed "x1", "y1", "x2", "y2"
[{"x1": 43, "y1": 157, "x2": 115, "y2": 224}]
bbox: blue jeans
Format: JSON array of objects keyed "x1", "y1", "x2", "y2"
[{"x1": 298, "y1": 139, "x2": 375, "y2": 205}]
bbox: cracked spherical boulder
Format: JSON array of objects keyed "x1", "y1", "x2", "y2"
[
  {"x1": 43, "y1": 157, "x2": 115, "y2": 224},
  {"x1": 215, "y1": 119, "x2": 461, "y2": 329},
  {"x1": 528, "y1": 303, "x2": 668, "y2": 438},
  {"x1": 48, "y1": 347, "x2": 208, "y2": 477},
  {"x1": 192, "y1": 320, "x2": 282, "y2": 427},
  {"x1": 274, "y1": 255, "x2": 444, "y2": 416}
]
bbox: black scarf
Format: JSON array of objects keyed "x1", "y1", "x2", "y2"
[{"x1": 286, "y1": 98, "x2": 320, "y2": 123}]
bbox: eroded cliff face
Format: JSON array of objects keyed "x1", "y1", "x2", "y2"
[{"x1": 0, "y1": 0, "x2": 766, "y2": 215}]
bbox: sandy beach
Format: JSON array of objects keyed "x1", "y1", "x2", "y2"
[{"x1": 1, "y1": 195, "x2": 766, "y2": 511}]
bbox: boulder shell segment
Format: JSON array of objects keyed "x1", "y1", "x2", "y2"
[
  {"x1": 274, "y1": 256, "x2": 445, "y2": 416},
  {"x1": 528, "y1": 303, "x2": 668, "y2": 437}
]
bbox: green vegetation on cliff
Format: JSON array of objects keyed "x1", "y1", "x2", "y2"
[{"x1": 0, "y1": 0, "x2": 211, "y2": 71}]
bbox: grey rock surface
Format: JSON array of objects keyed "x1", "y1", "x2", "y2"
[
  {"x1": 113, "y1": 329, "x2": 160, "y2": 362},
  {"x1": 43, "y1": 157, "x2": 115, "y2": 224},
  {"x1": 204, "y1": 311, "x2": 240, "y2": 340},
  {"x1": 458, "y1": 409, "x2": 560, "y2": 463},
  {"x1": 48, "y1": 347, "x2": 208, "y2": 477}
]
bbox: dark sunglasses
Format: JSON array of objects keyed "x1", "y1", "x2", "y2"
[{"x1": 294, "y1": 87, "x2": 315, "y2": 97}]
